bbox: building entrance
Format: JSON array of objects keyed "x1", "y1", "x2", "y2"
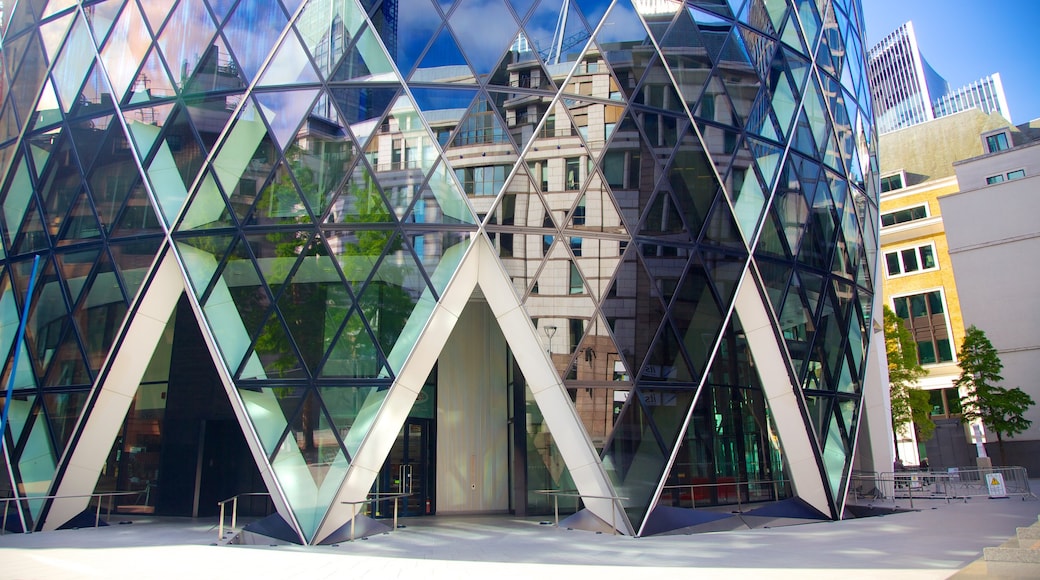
[{"x1": 377, "y1": 417, "x2": 435, "y2": 517}]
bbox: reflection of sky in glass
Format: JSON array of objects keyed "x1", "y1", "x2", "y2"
[{"x1": 448, "y1": 0, "x2": 519, "y2": 75}]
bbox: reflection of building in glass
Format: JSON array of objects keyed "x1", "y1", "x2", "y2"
[
  {"x1": 868, "y1": 21, "x2": 1010, "y2": 135},
  {"x1": 0, "y1": 0, "x2": 885, "y2": 544}
]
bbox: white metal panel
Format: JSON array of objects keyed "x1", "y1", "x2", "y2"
[{"x1": 733, "y1": 277, "x2": 831, "y2": 517}]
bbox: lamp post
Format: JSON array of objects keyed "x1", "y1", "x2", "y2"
[{"x1": 544, "y1": 325, "x2": 557, "y2": 355}]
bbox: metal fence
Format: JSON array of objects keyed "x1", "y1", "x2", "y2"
[{"x1": 849, "y1": 466, "x2": 1035, "y2": 508}]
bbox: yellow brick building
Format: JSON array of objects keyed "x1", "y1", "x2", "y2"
[{"x1": 878, "y1": 110, "x2": 1010, "y2": 466}]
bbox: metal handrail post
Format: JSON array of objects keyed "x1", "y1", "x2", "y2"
[
  {"x1": 95, "y1": 495, "x2": 102, "y2": 527},
  {"x1": 2, "y1": 499, "x2": 7, "y2": 535},
  {"x1": 553, "y1": 494, "x2": 560, "y2": 527},
  {"x1": 907, "y1": 475, "x2": 914, "y2": 509},
  {"x1": 218, "y1": 501, "x2": 225, "y2": 540},
  {"x1": 393, "y1": 496, "x2": 399, "y2": 531},
  {"x1": 107, "y1": 494, "x2": 114, "y2": 527},
  {"x1": 350, "y1": 503, "x2": 357, "y2": 541},
  {"x1": 231, "y1": 496, "x2": 238, "y2": 531}
]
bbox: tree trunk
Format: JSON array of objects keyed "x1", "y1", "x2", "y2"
[{"x1": 997, "y1": 432, "x2": 1007, "y2": 466}]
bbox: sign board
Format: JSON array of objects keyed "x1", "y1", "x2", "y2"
[{"x1": 986, "y1": 472, "x2": 1007, "y2": 498}]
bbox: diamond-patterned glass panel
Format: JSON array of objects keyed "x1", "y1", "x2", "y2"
[{"x1": 0, "y1": 0, "x2": 878, "y2": 540}]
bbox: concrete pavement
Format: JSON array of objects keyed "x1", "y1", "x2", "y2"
[{"x1": 2, "y1": 494, "x2": 1039, "y2": 579}]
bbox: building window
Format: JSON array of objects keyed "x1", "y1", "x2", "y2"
[
  {"x1": 928, "y1": 387, "x2": 963, "y2": 417},
  {"x1": 880, "y1": 172, "x2": 905, "y2": 193},
  {"x1": 565, "y1": 157, "x2": 580, "y2": 190},
  {"x1": 880, "y1": 204, "x2": 928, "y2": 227},
  {"x1": 983, "y1": 130, "x2": 1010, "y2": 153},
  {"x1": 884, "y1": 243, "x2": 937, "y2": 277},
  {"x1": 455, "y1": 165, "x2": 507, "y2": 196},
  {"x1": 892, "y1": 290, "x2": 955, "y2": 365},
  {"x1": 987, "y1": 169, "x2": 1026, "y2": 185}
]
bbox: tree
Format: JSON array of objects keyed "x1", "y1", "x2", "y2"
[
  {"x1": 955, "y1": 325, "x2": 1035, "y2": 465},
  {"x1": 884, "y1": 306, "x2": 932, "y2": 461}
]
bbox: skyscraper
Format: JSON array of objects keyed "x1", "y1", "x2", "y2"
[
  {"x1": 0, "y1": 0, "x2": 886, "y2": 544},
  {"x1": 868, "y1": 21, "x2": 1011, "y2": 135}
]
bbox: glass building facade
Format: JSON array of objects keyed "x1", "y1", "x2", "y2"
[{"x1": 0, "y1": 0, "x2": 884, "y2": 543}]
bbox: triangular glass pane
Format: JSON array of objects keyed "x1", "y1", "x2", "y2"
[
  {"x1": 441, "y1": 90, "x2": 505, "y2": 151},
  {"x1": 2, "y1": 157, "x2": 34, "y2": 251},
  {"x1": 274, "y1": 389, "x2": 346, "y2": 490},
  {"x1": 74, "y1": 252, "x2": 128, "y2": 372},
  {"x1": 83, "y1": 0, "x2": 125, "y2": 46},
  {"x1": 779, "y1": 9, "x2": 806, "y2": 53},
  {"x1": 319, "y1": 385, "x2": 384, "y2": 459},
  {"x1": 670, "y1": 255, "x2": 724, "y2": 375},
  {"x1": 757, "y1": 259, "x2": 791, "y2": 318},
  {"x1": 823, "y1": 406, "x2": 849, "y2": 501},
  {"x1": 448, "y1": 0, "x2": 518, "y2": 76},
  {"x1": 667, "y1": 128, "x2": 718, "y2": 240},
  {"x1": 357, "y1": 235, "x2": 434, "y2": 375},
  {"x1": 321, "y1": 309, "x2": 383, "y2": 378},
  {"x1": 258, "y1": 29, "x2": 322, "y2": 87},
  {"x1": 243, "y1": 232, "x2": 298, "y2": 289},
  {"x1": 275, "y1": 238, "x2": 344, "y2": 374},
  {"x1": 122, "y1": 96, "x2": 171, "y2": 167},
  {"x1": 602, "y1": 247, "x2": 662, "y2": 379},
  {"x1": 7, "y1": 34, "x2": 48, "y2": 134},
  {"x1": 98, "y1": 0, "x2": 152, "y2": 103},
  {"x1": 297, "y1": 0, "x2": 367, "y2": 79},
  {"x1": 51, "y1": 14, "x2": 95, "y2": 113},
  {"x1": 524, "y1": 0, "x2": 591, "y2": 70},
  {"x1": 327, "y1": 160, "x2": 395, "y2": 226},
  {"x1": 244, "y1": 159, "x2": 312, "y2": 226},
  {"x1": 642, "y1": 322, "x2": 695, "y2": 383},
  {"x1": 12, "y1": 199, "x2": 50, "y2": 256},
  {"x1": 484, "y1": 163, "x2": 542, "y2": 229},
  {"x1": 109, "y1": 182, "x2": 161, "y2": 240},
  {"x1": 41, "y1": 325, "x2": 92, "y2": 387},
  {"x1": 68, "y1": 60, "x2": 118, "y2": 122},
  {"x1": 237, "y1": 386, "x2": 297, "y2": 461},
  {"x1": 172, "y1": 168, "x2": 233, "y2": 232},
  {"x1": 486, "y1": 33, "x2": 557, "y2": 91},
  {"x1": 156, "y1": 0, "x2": 218, "y2": 91},
  {"x1": 330, "y1": 24, "x2": 397, "y2": 82},
  {"x1": 407, "y1": 161, "x2": 477, "y2": 225},
  {"x1": 126, "y1": 48, "x2": 177, "y2": 105},
  {"x1": 700, "y1": 195, "x2": 745, "y2": 251},
  {"x1": 41, "y1": 392, "x2": 87, "y2": 457},
  {"x1": 409, "y1": 230, "x2": 471, "y2": 297},
  {"x1": 284, "y1": 117, "x2": 355, "y2": 220},
  {"x1": 566, "y1": 169, "x2": 628, "y2": 235},
  {"x1": 109, "y1": 237, "x2": 163, "y2": 301},
  {"x1": 254, "y1": 89, "x2": 320, "y2": 153},
  {"x1": 55, "y1": 248, "x2": 100, "y2": 310},
  {"x1": 246, "y1": 310, "x2": 309, "y2": 380},
  {"x1": 174, "y1": 234, "x2": 235, "y2": 300},
  {"x1": 633, "y1": 57, "x2": 686, "y2": 117},
  {"x1": 199, "y1": 246, "x2": 275, "y2": 377},
  {"x1": 639, "y1": 187, "x2": 687, "y2": 241},
  {"x1": 38, "y1": 11, "x2": 76, "y2": 63},
  {"x1": 410, "y1": 26, "x2": 477, "y2": 84},
  {"x1": 139, "y1": 0, "x2": 175, "y2": 33},
  {"x1": 569, "y1": 314, "x2": 631, "y2": 383},
  {"x1": 794, "y1": 0, "x2": 821, "y2": 51},
  {"x1": 182, "y1": 37, "x2": 246, "y2": 94},
  {"x1": 330, "y1": 86, "x2": 399, "y2": 147},
  {"x1": 56, "y1": 191, "x2": 102, "y2": 246},
  {"x1": 223, "y1": 1, "x2": 289, "y2": 83}
]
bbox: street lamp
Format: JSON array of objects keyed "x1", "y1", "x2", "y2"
[{"x1": 544, "y1": 325, "x2": 557, "y2": 354}]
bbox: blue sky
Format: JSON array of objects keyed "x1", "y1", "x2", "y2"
[{"x1": 861, "y1": 0, "x2": 1040, "y2": 124}]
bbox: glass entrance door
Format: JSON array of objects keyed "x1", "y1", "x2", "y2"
[{"x1": 377, "y1": 417, "x2": 435, "y2": 517}]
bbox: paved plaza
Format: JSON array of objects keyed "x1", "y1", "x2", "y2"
[{"x1": 2, "y1": 493, "x2": 1038, "y2": 579}]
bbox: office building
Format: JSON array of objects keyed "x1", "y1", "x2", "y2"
[
  {"x1": 868, "y1": 22, "x2": 1010, "y2": 135},
  {"x1": 940, "y1": 119, "x2": 1040, "y2": 474},
  {"x1": 877, "y1": 109, "x2": 1009, "y2": 467},
  {"x1": 0, "y1": 0, "x2": 886, "y2": 543}
]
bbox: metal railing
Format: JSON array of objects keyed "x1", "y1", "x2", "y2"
[
  {"x1": 1, "y1": 491, "x2": 141, "y2": 535},
  {"x1": 660, "y1": 479, "x2": 790, "y2": 513},
  {"x1": 849, "y1": 466, "x2": 1035, "y2": 508},
  {"x1": 216, "y1": 493, "x2": 271, "y2": 541},
  {"x1": 534, "y1": 490, "x2": 629, "y2": 535},
  {"x1": 342, "y1": 492, "x2": 412, "y2": 541}
]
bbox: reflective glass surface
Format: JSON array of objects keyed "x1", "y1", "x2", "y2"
[{"x1": 0, "y1": 0, "x2": 877, "y2": 539}]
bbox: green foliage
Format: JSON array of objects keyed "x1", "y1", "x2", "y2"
[
  {"x1": 884, "y1": 306, "x2": 932, "y2": 445},
  {"x1": 956, "y1": 325, "x2": 1035, "y2": 464}
]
